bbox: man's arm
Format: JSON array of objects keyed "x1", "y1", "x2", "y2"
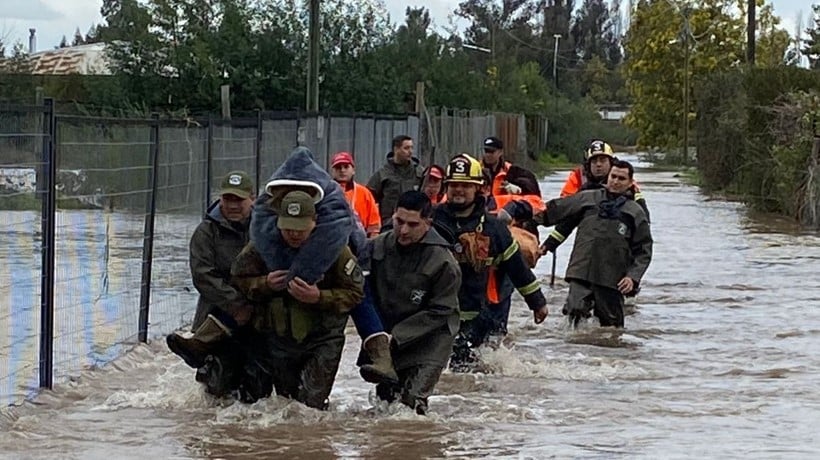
[
  {"x1": 626, "y1": 213, "x2": 653, "y2": 284},
  {"x1": 390, "y1": 252, "x2": 461, "y2": 349},
  {"x1": 189, "y1": 224, "x2": 244, "y2": 312},
  {"x1": 540, "y1": 213, "x2": 583, "y2": 253},
  {"x1": 534, "y1": 191, "x2": 589, "y2": 228},
  {"x1": 231, "y1": 242, "x2": 275, "y2": 302},
  {"x1": 315, "y1": 247, "x2": 365, "y2": 313},
  {"x1": 363, "y1": 186, "x2": 382, "y2": 236}
]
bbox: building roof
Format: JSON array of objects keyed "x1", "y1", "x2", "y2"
[{"x1": 27, "y1": 43, "x2": 111, "y2": 76}]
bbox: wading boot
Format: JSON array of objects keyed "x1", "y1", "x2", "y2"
[
  {"x1": 166, "y1": 314, "x2": 231, "y2": 368},
  {"x1": 359, "y1": 332, "x2": 399, "y2": 385}
]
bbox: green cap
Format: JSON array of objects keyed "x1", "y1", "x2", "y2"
[
  {"x1": 277, "y1": 191, "x2": 317, "y2": 231},
  {"x1": 219, "y1": 171, "x2": 254, "y2": 199}
]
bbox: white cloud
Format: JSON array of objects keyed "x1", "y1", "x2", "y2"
[{"x1": 0, "y1": 0, "x2": 61, "y2": 21}]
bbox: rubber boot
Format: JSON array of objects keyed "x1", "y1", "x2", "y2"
[
  {"x1": 359, "y1": 332, "x2": 399, "y2": 385},
  {"x1": 166, "y1": 314, "x2": 231, "y2": 368}
]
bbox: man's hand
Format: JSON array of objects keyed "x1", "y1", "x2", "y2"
[
  {"x1": 617, "y1": 276, "x2": 634, "y2": 294},
  {"x1": 287, "y1": 277, "x2": 321, "y2": 304},
  {"x1": 533, "y1": 305, "x2": 548, "y2": 324},
  {"x1": 502, "y1": 181, "x2": 522, "y2": 195},
  {"x1": 539, "y1": 243, "x2": 552, "y2": 256},
  {"x1": 266, "y1": 270, "x2": 289, "y2": 291}
]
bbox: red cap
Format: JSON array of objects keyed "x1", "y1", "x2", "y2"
[
  {"x1": 427, "y1": 165, "x2": 444, "y2": 179},
  {"x1": 331, "y1": 152, "x2": 354, "y2": 168}
]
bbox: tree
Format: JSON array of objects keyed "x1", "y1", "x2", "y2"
[
  {"x1": 805, "y1": 4, "x2": 820, "y2": 69},
  {"x1": 624, "y1": 0, "x2": 752, "y2": 149},
  {"x1": 59, "y1": 36, "x2": 69, "y2": 48},
  {"x1": 72, "y1": 27, "x2": 86, "y2": 46}
]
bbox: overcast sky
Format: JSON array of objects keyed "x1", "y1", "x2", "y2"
[{"x1": 0, "y1": 0, "x2": 811, "y2": 54}]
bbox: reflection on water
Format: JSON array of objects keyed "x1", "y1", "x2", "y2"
[{"x1": 2, "y1": 160, "x2": 820, "y2": 458}]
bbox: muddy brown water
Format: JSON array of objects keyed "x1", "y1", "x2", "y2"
[{"x1": 2, "y1": 158, "x2": 819, "y2": 459}]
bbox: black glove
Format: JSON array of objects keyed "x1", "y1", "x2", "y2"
[{"x1": 523, "y1": 289, "x2": 547, "y2": 311}]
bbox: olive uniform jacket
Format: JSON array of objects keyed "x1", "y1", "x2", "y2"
[
  {"x1": 537, "y1": 188, "x2": 653, "y2": 290},
  {"x1": 189, "y1": 201, "x2": 250, "y2": 329},
  {"x1": 366, "y1": 228, "x2": 461, "y2": 370},
  {"x1": 231, "y1": 242, "x2": 364, "y2": 344}
]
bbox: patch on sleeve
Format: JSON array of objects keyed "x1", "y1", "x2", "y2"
[{"x1": 344, "y1": 259, "x2": 357, "y2": 275}]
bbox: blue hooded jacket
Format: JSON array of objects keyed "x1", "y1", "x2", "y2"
[{"x1": 250, "y1": 147, "x2": 366, "y2": 284}]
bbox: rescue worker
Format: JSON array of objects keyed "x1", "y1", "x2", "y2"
[
  {"x1": 420, "y1": 164, "x2": 446, "y2": 204},
  {"x1": 481, "y1": 136, "x2": 515, "y2": 197},
  {"x1": 363, "y1": 191, "x2": 460, "y2": 415},
  {"x1": 231, "y1": 190, "x2": 364, "y2": 409},
  {"x1": 534, "y1": 160, "x2": 653, "y2": 328},
  {"x1": 483, "y1": 163, "x2": 546, "y2": 337},
  {"x1": 166, "y1": 171, "x2": 255, "y2": 370},
  {"x1": 330, "y1": 151, "x2": 381, "y2": 237},
  {"x1": 433, "y1": 154, "x2": 549, "y2": 372},
  {"x1": 367, "y1": 135, "x2": 425, "y2": 227}
]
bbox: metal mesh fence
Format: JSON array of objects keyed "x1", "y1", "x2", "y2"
[{"x1": 0, "y1": 105, "x2": 47, "y2": 405}]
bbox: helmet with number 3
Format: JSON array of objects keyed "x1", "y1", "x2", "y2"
[{"x1": 445, "y1": 154, "x2": 484, "y2": 185}]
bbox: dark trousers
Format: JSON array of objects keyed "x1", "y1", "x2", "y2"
[
  {"x1": 350, "y1": 278, "x2": 385, "y2": 340},
  {"x1": 564, "y1": 280, "x2": 624, "y2": 327},
  {"x1": 264, "y1": 334, "x2": 345, "y2": 410},
  {"x1": 376, "y1": 364, "x2": 447, "y2": 415}
]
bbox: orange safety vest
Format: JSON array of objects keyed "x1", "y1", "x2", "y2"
[
  {"x1": 343, "y1": 182, "x2": 381, "y2": 235},
  {"x1": 560, "y1": 167, "x2": 642, "y2": 198},
  {"x1": 490, "y1": 161, "x2": 513, "y2": 197}
]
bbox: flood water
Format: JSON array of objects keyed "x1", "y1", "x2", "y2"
[{"x1": 2, "y1": 158, "x2": 819, "y2": 458}]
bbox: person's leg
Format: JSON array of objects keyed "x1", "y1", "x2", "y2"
[
  {"x1": 297, "y1": 337, "x2": 345, "y2": 410},
  {"x1": 449, "y1": 316, "x2": 492, "y2": 373},
  {"x1": 351, "y1": 278, "x2": 398, "y2": 384},
  {"x1": 167, "y1": 310, "x2": 235, "y2": 368},
  {"x1": 400, "y1": 363, "x2": 447, "y2": 415},
  {"x1": 592, "y1": 284, "x2": 625, "y2": 328},
  {"x1": 563, "y1": 280, "x2": 595, "y2": 328},
  {"x1": 485, "y1": 295, "x2": 512, "y2": 336}
]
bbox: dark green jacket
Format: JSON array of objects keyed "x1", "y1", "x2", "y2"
[
  {"x1": 537, "y1": 188, "x2": 653, "y2": 289},
  {"x1": 231, "y1": 242, "x2": 364, "y2": 343},
  {"x1": 189, "y1": 202, "x2": 250, "y2": 329},
  {"x1": 367, "y1": 229, "x2": 461, "y2": 370},
  {"x1": 366, "y1": 153, "x2": 424, "y2": 227}
]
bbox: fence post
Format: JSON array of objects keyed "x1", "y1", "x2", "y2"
[
  {"x1": 205, "y1": 116, "x2": 214, "y2": 206},
  {"x1": 138, "y1": 114, "x2": 161, "y2": 343},
  {"x1": 255, "y1": 109, "x2": 263, "y2": 191},
  {"x1": 38, "y1": 98, "x2": 56, "y2": 389}
]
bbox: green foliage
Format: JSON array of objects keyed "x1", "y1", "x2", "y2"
[
  {"x1": 624, "y1": 0, "x2": 790, "y2": 151},
  {"x1": 696, "y1": 68, "x2": 820, "y2": 218}
]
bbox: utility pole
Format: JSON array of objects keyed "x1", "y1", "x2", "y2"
[
  {"x1": 682, "y1": 7, "x2": 691, "y2": 165},
  {"x1": 552, "y1": 34, "x2": 561, "y2": 88},
  {"x1": 746, "y1": 0, "x2": 756, "y2": 66},
  {"x1": 306, "y1": 0, "x2": 320, "y2": 111}
]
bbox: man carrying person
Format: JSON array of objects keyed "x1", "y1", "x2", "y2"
[
  {"x1": 367, "y1": 135, "x2": 425, "y2": 228},
  {"x1": 363, "y1": 191, "x2": 461, "y2": 415},
  {"x1": 535, "y1": 159, "x2": 653, "y2": 328},
  {"x1": 231, "y1": 190, "x2": 364, "y2": 409},
  {"x1": 433, "y1": 154, "x2": 549, "y2": 372}
]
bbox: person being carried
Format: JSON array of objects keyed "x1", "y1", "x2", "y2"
[
  {"x1": 361, "y1": 191, "x2": 461, "y2": 415},
  {"x1": 535, "y1": 159, "x2": 653, "y2": 328}
]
